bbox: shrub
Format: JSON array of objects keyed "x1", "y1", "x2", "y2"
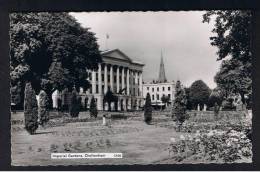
[
  {"x1": 144, "y1": 93, "x2": 152, "y2": 124},
  {"x1": 169, "y1": 130, "x2": 252, "y2": 163},
  {"x1": 172, "y1": 80, "x2": 187, "y2": 131},
  {"x1": 69, "y1": 88, "x2": 80, "y2": 117},
  {"x1": 38, "y1": 90, "x2": 49, "y2": 126},
  {"x1": 90, "y1": 96, "x2": 98, "y2": 118},
  {"x1": 222, "y1": 98, "x2": 236, "y2": 110},
  {"x1": 24, "y1": 82, "x2": 38, "y2": 134}
]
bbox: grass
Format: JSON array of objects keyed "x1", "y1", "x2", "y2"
[{"x1": 11, "y1": 110, "x2": 251, "y2": 166}]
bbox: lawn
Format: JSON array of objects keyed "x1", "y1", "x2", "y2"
[{"x1": 11, "y1": 110, "x2": 252, "y2": 166}]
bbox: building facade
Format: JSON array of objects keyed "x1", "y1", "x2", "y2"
[
  {"x1": 80, "y1": 49, "x2": 145, "y2": 111},
  {"x1": 143, "y1": 82, "x2": 175, "y2": 106},
  {"x1": 142, "y1": 53, "x2": 175, "y2": 107}
]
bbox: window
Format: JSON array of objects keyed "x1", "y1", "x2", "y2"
[
  {"x1": 119, "y1": 77, "x2": 122, "y2": 83},
  {"x1": 147, "y1": 87, "x2": 149, "y2": 91},
  {"x1": 114, "y1": 76, "x2": 117, "y2": 83},
  {"x1": 89, "y1": 74, "x2": 92, "y2": 80},
  {"x1": 89, "y1": 86, "x2": 92, "y2": 94},
  {"x1": 96, "y1": 85, "x2": 99, "y2": 93},
  {"x1": 163, "y1": 87, "x2": 165, "y2": 91},
  {"x1": 168, "y1": 86, "x2": 171, "y2": 91},
  {"x1": 102, "y1": 85, "x2": 104, "y2": 94},
  {"x1": 108, "y1": 75, "x2": 110, "y2": 82},
  {"x1": 157, "y1": 87, "x2": 159, "y2": 91},
  {"x1": 152, "y1": 95, "x2": 154, "y2": 100},
  {"x1": 96, "y1": 73, "x2": 98, "y2": 81},
  {"x1": 168, "y1": 94, "x2": 171, "y2": 98},
  {"x1": 152, "y1": 88, "x2": 154, "y2": 92},
  {"x1": 102, "y1": 74, "x2": 104, "y2": 82},
  {"x1": 157, "y1": 94, "x2": 159, "y2": 100}
]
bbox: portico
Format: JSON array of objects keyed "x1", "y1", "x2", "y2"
[{"x1": 80, "y1": 49, "x2": 144, "y2": 111}]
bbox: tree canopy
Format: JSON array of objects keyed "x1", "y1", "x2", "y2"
[
  {"x1": 189, "y1": 80, "x2": 211, "y2": 108},
  {"x1": 10, "y1": 12, "x2": 102, "y2": 93},
  {"x1": 203, "y1": 10, "x2": 252, "y2": 104}
]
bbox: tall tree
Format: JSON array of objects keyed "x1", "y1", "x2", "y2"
[
  {"x1": 24, "y1": 82, "x2": 38, "y2": 134},
  {"x1": 90, "y1": 96, "x2": 98, "y2": 118},
  {"x1": 189, "y1": 80, "x2": 211, "y2": 109},
  {"x1": 203, "y1": 10, "x2": 252, "y2": 104},
  {"x1": 104, "y1": 87, "x2": 116, "y2": 111},
  {"x1": 144, "y1": 93, "x2": 152, "y2": 124},
  {"x1": 38, "y1": 89, "x2": 49, "y2": 126},
  {"x1": 10, "y1": 12, "x2": 102, "y2": 105},
  {"x1": 172, "y1": 80, "x2": 187, "y2": 131}
]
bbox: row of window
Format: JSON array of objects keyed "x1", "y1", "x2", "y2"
[
  {"x1": 90, "y1": 73, "x2": 140, "y2": 85},
  {"x1": 88, "y1": 85, "x2": 141, "y2": 96},
  {"x1": 151, "y1": 94, "x2": 171, "y2": 101},
  {"x1": 147, "y1": 86, "x2": 171, "y2": 92}
]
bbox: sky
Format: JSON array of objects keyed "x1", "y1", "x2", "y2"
[{"x1": 70, "y1": 11, "x2": 221, "y2": 89}]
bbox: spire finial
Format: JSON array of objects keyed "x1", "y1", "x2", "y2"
[{"x1": 158, "y1": 51, "x2": 167, "y2": 83}]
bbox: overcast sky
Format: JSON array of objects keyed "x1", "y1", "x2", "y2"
[{"x1": 70, "y1": 11, "x2": 221, "y2": 89}]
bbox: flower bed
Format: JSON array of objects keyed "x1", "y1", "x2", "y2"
[{"x1": 168, "y1": 129, "x2": 252, "y2": 163}]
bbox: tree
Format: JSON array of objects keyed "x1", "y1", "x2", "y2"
[
  {"x1": 189, "y1": 80, "x2": 211, "y2": 110},
  {"x1": 172, "y1": 80, "x2": 187, "y2": 131},
  {"x1": 214, "y1": 58, "x2": 251, "y2": 104},
  {"x1": 208, "y1": 88, "x2": 224, "y2": 108},
  {"x1": 104, "y1": 87, "x2": 116, "y2": 111},
  {"x1": 161, "y1": 94, "x2": 170, "y2": 106},
  {"x1": 38, "y1": 89, "x2": 49, "y2": 126},
  {"x1": 11, "y1": 81, "x2": 22, "y2": 108},
  {"x1": 24, "y1": 82, "x2": 38, "y2": 134},
  {"x1": 90, "y1": 96, "x2": 98, "y2": 118},
  {"x1": 10, "y1": 12, "x2": 102, "y2": 106},
  {"x1": 69, "y1": 88, "x2": 80, "y2": 117},
  {"x1": 203, "y1": 11, "x2": 252, "y2": 104},
  {"x1": 144, "y1": 93, "x2": 152, "y2": 124},
  {"x1": 184, "y1": 87, "x2": 192, "y2": 110}
]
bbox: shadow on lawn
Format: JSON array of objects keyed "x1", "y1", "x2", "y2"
[{"x1": 34, "y1": 131, "x2": 55, "y2": 135}]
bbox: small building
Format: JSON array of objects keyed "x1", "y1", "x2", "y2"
[{"x1": 142, "y1": 52, "x2": 175, "y2": 108}]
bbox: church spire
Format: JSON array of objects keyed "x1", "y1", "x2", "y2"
[{"x1": 158, "y1": 51, "x2": 167, "y2": 83}]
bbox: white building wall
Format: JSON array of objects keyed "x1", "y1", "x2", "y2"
[{"x1": 143, "y1": 82, "x2": 175, "y2": 105}]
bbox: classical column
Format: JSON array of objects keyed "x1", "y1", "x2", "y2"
[
  {"x1": 139, "y1": 72, "x2": 143, "y2": 97},
  {"x1": 92, "y1": 71, "x2": 96, "y2": 94},
  {"x1": 110, "y1": 65, "x2": 114, "y2": 92},
  {"x1": 116, "y1": 66, "x2": 120, "y2": 93},
  {"x1": 98, "y1": 64, "x2": 102, "y2": 94},
  {"x1": 104, "y1": 64, "x2": 108, "y2": 94},
  {"x1": 135, "y1": 71, "x2": 138, "y2": 96},
  {"x1": 122, "y1": 67, "x2": 125, "y2": 92},
  {"x1": 127, "y1": 68, "x2": 130, "y2": 95}
]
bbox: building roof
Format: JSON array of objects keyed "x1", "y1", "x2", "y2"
[{"x1": 101, "y1": 49, "x2": 144, "y2": 66}]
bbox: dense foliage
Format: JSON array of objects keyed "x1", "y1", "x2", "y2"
[
  {"x1": 24, "y1": 82, "x2": 38, "y2": 134},
  {"x1": 161, "y1": 94, "x2": 170, "y2": 106},
  {"x1": 10, "y1": 12, "x2": 102, "y2": 107},
  {"x1": 69, "y1": 89, "x2": 80, "y2": 117},
  {"x1": 189, "y1": 80, "x2": 211, "y2": 110},
  {"x1": 61, "y1": 88, "x2": 71, "y2": 111},
  {"x1": 38, "y1": 90, "x2": 49, "y2": 126},
  {"x1": 90, "y1": 96, "x2": 98, "y2": 118},
  {"x1": 169, "y1": 129, "x2": 252, "y2": 163},
  {"x1": 104, "y1": 87, "x2": 117, "y2": 111},
  {"x1": 203, "y1": 11, "x2": 252, "y2": 104},
  {"x1": 144, "y1": 93, "x2": 152, "y2": 124},
  {"x1": 172, "y1": 80, "x2": 187, "y2": 131}
]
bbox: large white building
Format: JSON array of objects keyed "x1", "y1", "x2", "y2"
[
  {"x1": 142, "y1": 53, "x2": 175, "y2": 107},
  {"x1": 80, "y1": 49, "x2": 145, "y2": 111}
]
